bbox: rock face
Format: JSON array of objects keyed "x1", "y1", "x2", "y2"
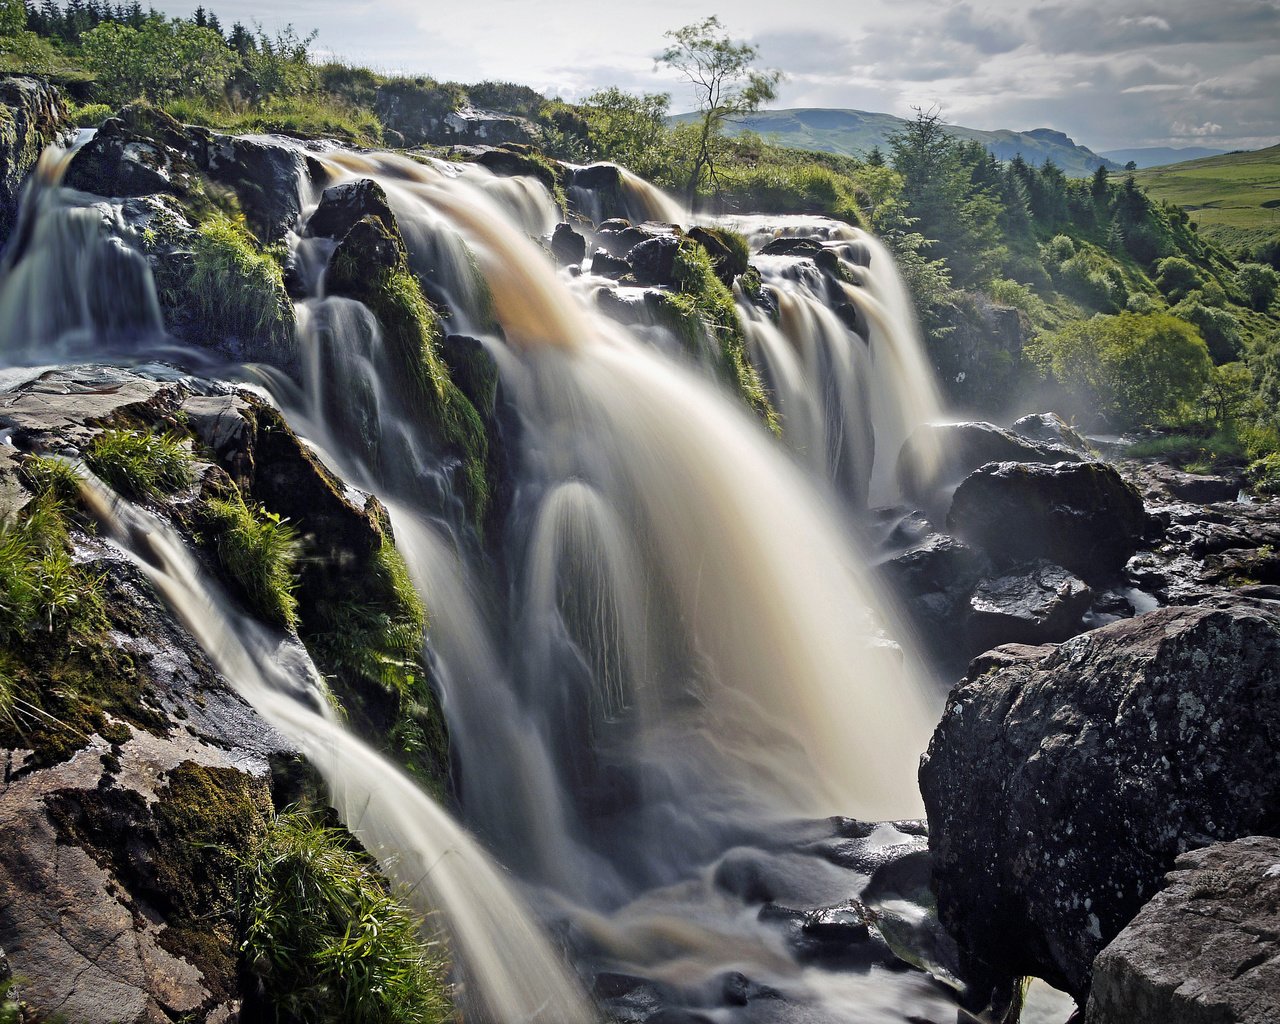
[
  {"x1": 1086, "y1": 835, "x2": 1280, "y2": 1024},
  {"x1": 306, "y1": 177, "x2": 397, "y2": 241},
  {"x1": 920, "y1": 602, "x2": 1280, "y2": 1003},
  {"x1": 947, "y1": 460, "x2": 1148, "y2": 581},
  {"x1": 0, "y1": 75, "x2": 68, "y2": 243}
]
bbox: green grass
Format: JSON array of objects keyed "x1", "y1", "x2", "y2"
[
  {"x1": 64, "y1": 100, "x2": 114, "y2": 127},
  {"x1": 205, "y1": 492, "x2": 301, "y2": 629},
  {"x1": 0, "y1": 494, "x2": 105, "y2": 642},
  {"x1": 1124, "y1": 430, "x2": 1245, "y2": 472},
  {"x1": 84, "y1": 428, "x2": 194, "y2": 500},
  {"x1": 164, "y1": 95, "x2": 383, "y2": 146},
  {"x1": 239, "y1": 811, "x2": 454, "y2": 1024},
  {"x1": 188, "y1": 213, "x2": 295, "y2": 355},
  {"x1": 1131, "y1": 145, "x2": 1280, "y2": 234}
]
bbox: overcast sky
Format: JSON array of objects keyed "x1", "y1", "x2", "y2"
[{"x1": 170, "y1": 0, "x2": 1279, "y2": 151}]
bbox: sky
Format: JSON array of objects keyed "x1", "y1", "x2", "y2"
[{"x1": 169, "y1": 0, "x2": 1280, "y2": 152}]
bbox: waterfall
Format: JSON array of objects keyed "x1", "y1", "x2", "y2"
[
  {"x1": 1, "y1": 130, "x2": 959, "y2": 1021},
  {"x1": 77, "y1": 473, "x2": 597, "y2": 1024}
]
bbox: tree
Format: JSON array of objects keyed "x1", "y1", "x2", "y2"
[
  {"x1": 1030, "y1": 312, "x2": 1212, "y2": 428},
  {"x1": 80, "y1": 17, "x2": 235, "y2": 104},
  {"x1": 657, "y1": 16, "x2": 781, "y2": 209},
  {"x1": 581, "y1": 87, "x2": 672, "y2": 181},
  {"x1": 1236, "y1": 262, "x2": 1278, "y2": 311},
  {"x1": 0, "y1": 0, "x2": 26, "y2": 37}
]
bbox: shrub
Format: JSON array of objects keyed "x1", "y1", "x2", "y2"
[
  {"x1": 188, "y1": 213, "x2": 295, "y2": 353},
  {"x1": 1247, "y1": 453, "x2": 1280, "y2": 495},
  {"x1": 205, "y1": 493, "x2": 300, "y2": 629},
  {"x1": 1236, "y1": 262, "x2": 1279, "y2": 311},
  {"x1": 1153, "y1": 256, "x2": 1203, "y2": 301},
  {"x1": 1029, "y1": 312, "x2": 1213, "y2": 429},
  {"x1": 239, "y1": 811, "x2": 453, "y2": 1024},
  {"x1": 80, "y1": 18, "x2": 235, "y2": 105},
  {"x1": 987, "y1": 277, "x2": 1046, "y2": 318},
  {"x1": 84, "y1": 428, "x2": 193, "y2": 499},
  {"x1": 1174, "y1": 299, "x2": 1242, "y2": 363},
  {"x1": 64, "y1": 101, "x2": 115, "y2": 127}
]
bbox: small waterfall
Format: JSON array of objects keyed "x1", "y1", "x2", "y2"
[
  {"x1": 567, "y1": 162, "x2": 686, "y2": 224},
  {"x1": 78, "y1": 474, "x2": 597, "y2": 1024},
  {"x1": 0, "y1": 147, "x2": 164, "y2": 357}
]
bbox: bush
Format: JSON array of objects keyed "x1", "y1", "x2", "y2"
[
  {"x1": 1174, "y1": 299, "x2": 1242, "y2": 363},
  {"x1": 64, "y1": 100, "x2": 114, "y2": 127},
  {"x1": 84, "y1": 428, "x2": 193, "y2": 499},
  {"x1": 239, "y1": 811, "x2": 453, "y2": 1024},
  {"x1": 1029, "y1": 312, "x2": 1213, "y2": 429},
  {"x1": 1246, "y1": 453, "x2": 1280, "y2": 495},
  {"x1": 205, "y1": 493, "x2": 300, "y2": 629},
  {"x1": 1236, "y1": 262, "x2": 1278, "y2": 311},
  {"x1": 1153, "y1": 256, "x2": 1203, "y2": 301},
  {"x1": 80, "y1": 18, "x2": 235, "y2": 105}
]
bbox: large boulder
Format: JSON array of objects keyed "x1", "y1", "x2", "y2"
[
  {"x1": 687, "y1": 226, "x2": 748, "y2": 285},
  {"x1": 550, "y1": 222, "x2": 586, "y2": 266},
  {"x1": 920, "y1": 602, "x2": 1280, "y2": 1004},
  {"x1": 897, "y1": 421, "x2": 1084, "y2": 504},
  {"x1": 1010, "y1": 412, "x2": 1089, "y2": 453},
  {"x1": 0, "y1": 75, "x2": 67, "y2": 243},
  {"x1": 947, "y1": 460, "x2": 1148, "y2": 582},
  {"x1": 1086, "y1": 835, "x2": 1280, "y2": 1024},
  {"x1": 628, "y1": 233, "x2": 682, "y2": 287}
]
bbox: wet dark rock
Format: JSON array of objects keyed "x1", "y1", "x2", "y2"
[
  {"x1": 597, "y1": 216, "x2": 631, "y2": 231},
  {"x1": 550, "y1": 222, "x2": 586, "y2": 266},
  {"x1": 628, "y1": 234, "x2": 682, "y2": 287},
  {"x1": 473, "y1": 143, "x2": 561, "y2": 199},
  {"x1": 920, "y1": 601, "x2": 1280, "y2": 1004},
  {"x1": 306, "y1": 177, "x2": 397, "y2": 241},
  {"x1": 328, "y1": 213, "x2": 404, "y2": 275},
  {"x1": 757, "y1": 235, "x2": 846, "y2": 278},
  {"x1": 0, "y1": 75, "x2": 69, "y2": 242},
  {"x1": 967, "y1": 560, "x2": 1092, "y2": 649},
  {"x1": 202, "y1": 132, "x2": 312, "y2": 241},
  {"x1": 719, "y1": 971, "x2": 781, "y2": 1006},
  {"x1": 898, "y1": 420, "x2": 1085, "y2": 504},
  {"x1": 587, "y1": 247, "x2": 630, "y2": 279},
  {"x1": 1124, "y1": 460, "x2": 1244, "y2": 505},
  {"x1": 597, "y1": 222, "x2": 672, "y2": 258},
  {"x1": 1086, "y1": 835, "x2": 1280, "y2": 1024},
  {"x1": 687, "y1": 226, "x2": 747, "y2": 285},
  {"x1": 64, "y1": 109, "x2": 183, "y2": 198},
  {"x1": 574, "y1": 164, "x2": 625, "y2": 191},
  {"x1": 947, "y1": 460, "x2": 1148, "y2": 582},
  {"x1": 878, "y1": 535, "x2": 990, "y2": 658},
  {"x1": 1010, "y1": 412, "x2": 1089, "y2": 453}
]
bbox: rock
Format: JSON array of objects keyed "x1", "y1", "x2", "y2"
[
  {"x1": 1086, "y1": 835, "x2": 1280, "y2": 1024},
  {"x1": 306, "y1": 178, "x2": 397, "y2": 241},
  {"x1": 573, "y1": 163, "x2": 624, "y2": 191},
  {"x1": 587, "y1": 248, "x2": 630, "y2": 279},
  {"x1": 473, "y1": 144, "x2": 561, "y2": 200},
  {"x1": 202, "y1": 132, "x2": 312, "y2": 241},
  {"x1": 878, "y1": 534, "x2": 990, "y2": 659},
  {"x1": 550, "y1": 222, "x2": 585, "y2": 266},
  {"x1": 686, "y1": 226, "x2": 747, "y2": 285},
  {"x1": 628, "y1": 234, "x2": 682, "y2": 287},
  {"x1": 64, "y1": 111, "x2": 181, "y2": 199},
  {"x1": 920, "y1": 601, "x2": 1280, "y2": 1003},
  {"x1": 967, "y1": 560, "x2": 1092, "y2": 649},
  {"x1": 898, "y1": 420, "x2": 1085, "y2": 504},
  {"x1": 1124, "y1": 460, "x2": 1244, "y2": 505},
  {"x1": 596, "y1": 222, "x2": 670, "y2": 258},
  {"x1": 757, "y1": 236, "x2": 847, "y2": 279},
  {"x1": 0, "y1": 75, "x2": 68, "y2": 243},
  {"x1": 947, "y1": 460, "x2": 1148, "y2": 582},
  {"x1": 1011, "y1": 412, "x2": 1089, "y2": 453}
]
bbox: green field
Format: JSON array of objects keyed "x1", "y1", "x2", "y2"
[{"x1": 1131, "y1": 145, "x2": 1280, "y2": 248}]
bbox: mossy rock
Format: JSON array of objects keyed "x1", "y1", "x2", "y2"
[
  {"x1": 687, "y1": 226, "x2": 750, "y2": 285},
  {"x1": 473, "y1": 143, "x2": 567, "y2": 210},
  {"x1": 326, "y1": 214, "x2": 494, "y2": 527}
]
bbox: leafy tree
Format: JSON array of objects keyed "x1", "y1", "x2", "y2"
[
  {"x1": 657, "y1": 15, "x2": 781, "y2": 208},
  {"x1": 1202, "y1": 362, "x2": 1254, "y2": 426},
  {"x1": 80, "y1": 17, "x2": 235, "y2": 104},
  {"x1": 1153, "y1": 256, "x2": 1202, "y2": 300},
  {"x1": 1236, "y1": 262, "x2": 1278, "y2": 311},
  {"x1": 1030, "y1": 312, "x2": 1212, "y2": 428},
  {"x1": 231, "y1": 24, "x2": 316, "y2": 107},
  {"x1": 0, "y1": 0, "x2": 26, "y2": 36},
  {"x1": 580, "y1": 86, "x2": 672, "y2": 181}
]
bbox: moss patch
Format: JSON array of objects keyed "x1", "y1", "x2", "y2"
[{"x1": 652, "y1": 240, "x2": 780, "y2": 434}]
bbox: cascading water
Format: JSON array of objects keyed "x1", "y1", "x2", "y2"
[
  {"x1": 76, "y1": 472, "x2": 597, "y2": 1024},
  {"x1": 1, "y1": 130, "x2": 962, "y2": 1022}
]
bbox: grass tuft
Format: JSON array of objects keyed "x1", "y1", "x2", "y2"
[
  {"x1": 84, "y1": 428, "x2": 194, "y2": 500},
  {"x1": 205, "y1": 492, "x2": 301, "y2": 629},
  {"x1": 189, "y1": 213, "x2": 296, "y2": 355},
  {"x1": 239, "y1": 811, "x2": 454, "y2": 1024}
]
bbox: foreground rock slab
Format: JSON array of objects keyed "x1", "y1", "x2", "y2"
[
  {"x1": 1087, "y1": 836, "x2": 1280, "y2": 1024},
  {"x1": 920, "y1": 601, "x2": 1280, "y2": 1003}
]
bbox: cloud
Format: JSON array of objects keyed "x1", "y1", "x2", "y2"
[{"x1": 1171, "y1": 120, "x2": 1224, "y2": 137}]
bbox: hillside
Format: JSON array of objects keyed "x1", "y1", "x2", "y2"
[
  {"x1": 669, "y1": 107, "x2": 1118, "y2": 177},
  {"x1": 1101, "y1": 146, "x2": 1227, "y2": 169},
  {"x1": 1130, "y1": 144, "x2": 1280, "y2": 249}
]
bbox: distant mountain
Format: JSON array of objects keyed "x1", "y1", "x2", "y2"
[
  {"x1": 669, "y1": 107, "x2": 1121, "y2": 178},
  {"x1": 1101, "y1": 146, "x2": 1229, "y2": 169}
]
